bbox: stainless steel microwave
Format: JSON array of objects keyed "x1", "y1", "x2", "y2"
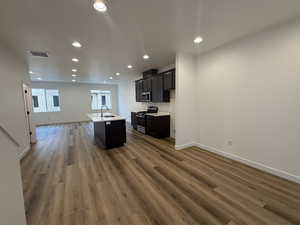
[{"x1": 141, "y1": 92, "x2": 151, "y2": 102}]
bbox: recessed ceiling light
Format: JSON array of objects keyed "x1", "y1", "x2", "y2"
[
  {"x1": 127, "y1": 65, "x2": 133, "y2": 69},
  {"x1": 116, "y1": 72, "x2": 120, "y2": 76},
  {"x1": 93, "y1": 0, "x2": 107, "y2": 12},
  {"x1": 194, "y1": 36, "x2": 203, "y2": 44},
  {"x1": 72, "y1": 69, "x2": 77, "y2": 72},
  {"x1": 37, "y1": 77, "x2": 42, "y2": 80},
  {"x1": 72, "y1": 74, "x2": 77, "y2": 77},
  {"x1": 29, "y1": 71, "x2": 34, "y2": 74},
  {"x1": 72, "y1": 41, "x2": 82, "y2": 48},
  {"x1": 143, "y1": 54, "x2": 150, "y2": 60},
  {"x1": 109, "y1": 76, "x2": 113, "y2": 80},
  {"x1": 72, "y1": 58, "x2": 79, "y2": 62},
  {"x1": 72, "y1": 79, "x2": 76, "y2": 82}
]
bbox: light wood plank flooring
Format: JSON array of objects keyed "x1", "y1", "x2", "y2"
[{"x1": 21, "y1": 123, "x2": 300, "y2": 225}]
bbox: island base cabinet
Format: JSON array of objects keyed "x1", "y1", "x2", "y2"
[{"x1": 94, "y1": 120, "x2": 126, "y2": 149}]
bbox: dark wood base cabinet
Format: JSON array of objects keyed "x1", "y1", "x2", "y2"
[
  {"x1": 146, "y1": 115, "x2": 170, "y2": 138},
  {"x1": 94, "y1": 120, "x2": 126, "y2": 149},
  {"x1": 131, "y1": 112, "x2": 137, "y2": 129}
]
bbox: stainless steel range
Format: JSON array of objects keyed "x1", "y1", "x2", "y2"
[{"x1": 136, "y1": 106, "x2": 158, "y2": 134}]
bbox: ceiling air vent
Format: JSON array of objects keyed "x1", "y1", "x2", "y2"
[{"x1": 30, "y1": 51, "x2": 49, "y2": 57}]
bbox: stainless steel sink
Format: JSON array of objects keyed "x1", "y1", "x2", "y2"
[{"x1": 103, "y1": 115, "x2": 116, "y2": 118}]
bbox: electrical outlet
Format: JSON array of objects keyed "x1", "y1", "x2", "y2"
[{"x1": 228, "y1": 141, "x2": 233, "y2": 146}]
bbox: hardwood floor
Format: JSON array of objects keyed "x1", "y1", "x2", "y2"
[{"x1": 21, "y1": 123, "x2": 300, "y2": 225}]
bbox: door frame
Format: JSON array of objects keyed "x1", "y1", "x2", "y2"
[{"x1": 22, "y1": 83, "x2": 37, "y2": 144}]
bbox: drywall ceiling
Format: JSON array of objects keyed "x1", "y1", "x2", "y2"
[{"x1": 1, "y1": 0, "x2": 300, "y2": 84}]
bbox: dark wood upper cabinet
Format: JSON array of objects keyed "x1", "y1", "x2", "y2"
[
  {"x1": 163, "y1": 69, "x2": 175, "y2": 90},
  {"x1": 135, "y1": 79, "x2": 152, "y2": 102},
  {"x1": 143, "y1": 69, "x2": 158, "y2": 79},
  {"x1": 135, "y1": 68, "x2": 175, "y2": 103},
  {"x1": 151, "y1": 75, "x2": 170, "y2": 103},
  {"x1": 143, "y1": 78, "x2": 152, "y2": 92},
  {"x1": 135, "y1": 81, "x2": 138, "y2": 102},
  {"x1": 135, "y1": 80, "x2": 143, "y2": 102}
]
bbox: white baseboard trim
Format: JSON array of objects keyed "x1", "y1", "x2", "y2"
[
  {"x1": 19, "y1": 146, "x2": 31, "y2": 160},
  {"x1": 195, "y1": 143, "x2": 300, "y2": 184},
  {"x1": 175, "y1": 142, "x2": 197, "y2": 150}
]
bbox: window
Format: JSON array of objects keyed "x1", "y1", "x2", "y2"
[
  {"x1": 101, "y1": 95, "x2": 106, "y2": 106},
  {"x1": 53, "y1": 96, "x2": 59, "y2": 107},
  {"x1": 32, "y1": 96, "x2": 39, "y2": 108},
  {"x1": 32, "y1": 89, "x2": 47, "y2": 112},
  {"x1": 45, "y1": 89, "x2": 60, "y2": 112},
  {"x1": 32, "y1": 89, "x2": 60, "y2": 112},
  {"x1": 90, "y1": 90, "x2": 112, "y2": 110}
]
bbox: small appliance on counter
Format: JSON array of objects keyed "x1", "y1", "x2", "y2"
[{"x1": 147, "y1": 106, "x2": 159, "y2": 114}]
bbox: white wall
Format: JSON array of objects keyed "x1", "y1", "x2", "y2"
[
  {"x1": 175, "y1": 53, "x2": 198, "y2": 148},
  {"x1": 0, "y1": 44, "x2": 30, "y2": 155},
  {"x1": 194, "y1": 19, "x2": 300, "y2": 182},
  {"x1": 0, "y1": 44, "x2": 28, "y2": 225},
  {"x1": 0, "y1": 132, "x2": 27, "y2": 225},
  {"x1": 31, "y1": 82, "x2": 119, "y2": 125}
]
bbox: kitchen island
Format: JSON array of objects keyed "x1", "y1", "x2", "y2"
[{"x1": 87, "y1": 113, "x2": 126, "y2": 149}]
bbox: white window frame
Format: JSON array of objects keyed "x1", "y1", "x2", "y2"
[{"x1": 32, "y1": 88, "x2": 61, "y2": 113}]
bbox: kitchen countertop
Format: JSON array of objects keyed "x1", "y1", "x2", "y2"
[
  {"x1": 131, "y1": 110, "x2": 170, "y2": 117},
  {"x1": 87, "y1": 113, "x2": 125, "y2": 122},
  {"x1": 145, "y1": 112, "x2": 170, "y2": 117},
  {"x1": 131, "y1": 109, "x2": 147, "y2": 113}
]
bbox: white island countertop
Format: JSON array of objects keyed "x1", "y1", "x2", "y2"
[{"x1": 87, "y1": 113, "x2": 126, "y2": 122}]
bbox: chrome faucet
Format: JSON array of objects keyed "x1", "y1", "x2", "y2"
[{"x1": 100, "y1": 105, "x2": 109, "y2": 117}]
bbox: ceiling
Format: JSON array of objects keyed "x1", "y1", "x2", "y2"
[{"x1": 1, "y1": 0, "x2": 300, "y2": 84}]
